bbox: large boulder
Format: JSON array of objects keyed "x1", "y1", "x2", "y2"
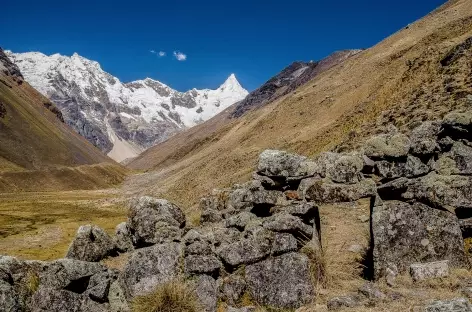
[
  {"x1": 376, "y1": 155, "x2": 430, "y2": 180},
  {"x1": 305, "y1": 178, "x2": 376, "y2": 203},
  {"x1": 403, "y1": 173, "x2": 472, "y2": 209},
  {"x1": 191, "y1": 275, "x2": 218, "y2": 312},
  {"x1": 120, "y1": 243, "x2": 182, "y2": 298},
  {"x1": 227, "y1": 185, "x2": 282, "y2": 213},
  {"x1": 422, "y1": 298, "x2": 472, "y2": 312},
  {"x1": 128, "y1": 197, "x2": 185, "y2": 247},
  {"x1": 262, "y1": 213, "x2": 313, "y2": 239},
  {"x1": 66, "y1": 225, "x2": 116, "y2": 262},
  {"x1": 245, "y1": 252, "x2": 314, "y2": 309},
  {"x1": 29, "y1": 287, "x2": 108, "y2": 312},
  {"x1": 372, "y1": 201, "x2": 468, "y2": 279},
  {"x1": 184, "y1": 255, "x2": 221, "y2": 276},
  {"x1": 257, "y1": 149, "x2": 319, "y2": 179},
  {"x1": 325, "y1": 154, "x2": 364, "y2": 184},
  {"x1": 363, "y1": 132, "x2": 411, "y2": 159}
]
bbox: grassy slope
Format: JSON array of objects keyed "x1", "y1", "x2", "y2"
[
  {"x1": 0, "y1": 65, "x2": 128, "y2": 191},
  {"x1": 128, "y1": 0, "x2": 472, "y2": 209}
]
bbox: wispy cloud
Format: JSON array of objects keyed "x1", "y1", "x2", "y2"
[
  {"x1": 158, "y1": 51, "x2": 166, "y2": 57},
  {"x1": 173, "y1": 51, "x2": 187, "y2": 61},
  {"x1": 150, "y1": 50, "x2": 156, "y2": 54}
]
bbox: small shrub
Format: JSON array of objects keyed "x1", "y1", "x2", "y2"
[{"x1": 132, "y1": 280, "x2": 200, "y2": 312}]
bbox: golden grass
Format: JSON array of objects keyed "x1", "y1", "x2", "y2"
[
  {"x1": 0, "y1": 190, "x2": 127, "y2": 260},
  {"x1": 132, "y1": 280, "x2": 201, "y2": 312}
]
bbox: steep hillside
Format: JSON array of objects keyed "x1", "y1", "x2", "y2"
[
  {"x1": 7, "y1": 51, "x2": 248, "y2": 161},
  {"x1": 127, "y1": 0, "x2": 472, "y2": 208},
  {"x1": 0, "y1": 48, "x2": 127, "y2": 190}
]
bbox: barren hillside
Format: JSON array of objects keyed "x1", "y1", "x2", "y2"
[{"x1": 128, "y1": 0, "x2": 472, "y2": 209}]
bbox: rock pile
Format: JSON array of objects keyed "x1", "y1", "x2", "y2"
[{"x1": 1, "y1": 110, "x2": 472, "y2": 311}]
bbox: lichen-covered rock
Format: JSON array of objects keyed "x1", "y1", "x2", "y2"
[
  {"x1": 305, "y1": 178, "x2": 376, "y2": 203},
  {"x1": 108, "y1": 280, "x2": 129, "y2": 312},
  {"x1": 403, "y1": 173, "x2": 472, "y2": 209},
  {"x1": 442, "y1": 111, "x2": 472, "y2": 139},
  {"x1": 364, "y1": 132, "x2": 411, "y2": 159},
  {"x1": 200, "y1": 189, "x2": 231, "y2": 211},
  {"x1": 257, "y1": 149, "x2": 319, "y2": 178},
  {"x1": 376, "y1": 155, "x2": 430, "y2": 180},
  {"x1": 29, "y1": 287, "x2": 108, "y2": 312},
  {"x1": 0, "y1": 281, "x2": 20, "y2": 312},
  {"x1": 434, "y1": 141, "x2": 472, "y2": 175},
  {"x1": 114, "y1": 222, "x2": 133, "y2": 253},
  {"x1": 271, "y1": 233, "x2": 298, "y2": 255},
  {"x1": 216, "y1": 230, "x2": 273, "y2": 267},
  {"x1": 184, "y1": 255, "x2": 221, "y2": 276},
  {"x1": 224, "y1": 212, "x2": 257, "y2": 230},
  {"x1": 128, "y1": 197, "x2": 185, "y2": 246},
  {"x1": 227, "y1": 186, "x2": 282, "y2": 212},
  {"x1": 358, "y1": 282, "x2": 386, "y2": 300},
  {"x1": 372, "y1": 201, "x2": 468, "y2": 279},
  {"x1": 200, "y1": 209, "x2": 223, "y2": 224},
  {"x1": 326, "y1": 154, "x2": 364, "y2": 184},
  {"x1": 66, "y1": 225, "x2": 116, "y2": 262},
  {"x1": 410, "y1": 261, "x2": 450, "y2": 282},
  {"x1": 85, "y1": 270, "x2": 117, "y2": 303},
  {"x1": 120, "y1": 243, "x2": 182, "y2": 298},
  {"x1": 191, "y1": 275, "x2": 217, "y2": 312},
  {"x1": 409, "y1": 121, "x2": 441, "y2": 155},
  {"x1": 218, "y1": 274, "x2": 246, "y2": 305},
  {"x1": 377, "y1": 177, "x2": 413, "y2": 200},
  {"x1": 271, "y1": 202, "x2": 319, "y2": 222},
  {"x1": 263, "y1": 213, "x2": 313, "y2": 239},
  {"x1": 245, "y1": 252, "x2": 314, "y2": 309},
  {"x1": 39, "y1": 258, "x2": 107, "y2": 290},
  {"x1": 422, "y1": 298, "x2": 472, "y2": 312}
]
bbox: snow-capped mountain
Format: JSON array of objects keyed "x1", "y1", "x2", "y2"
[{"x1": 6, "y1": 51, "x2": 248, "y2": 162}]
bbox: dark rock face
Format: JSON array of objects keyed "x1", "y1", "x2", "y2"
[
  {"x1": 0, "y1": 48, "x2": 23, "y2": 84},
  {"x1": 231, "y1": 50, "x2": 362, "y2": 118},
  {"x1": 372, "y1": 201, "x2": 468, "y2": 279},
  {"x1": 245, "y1": 253, "x2": 314, "y2": 309}
]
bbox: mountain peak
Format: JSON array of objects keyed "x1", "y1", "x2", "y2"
[{"x1": 220, "y1": 73, "x2": 246, "y2": 94}]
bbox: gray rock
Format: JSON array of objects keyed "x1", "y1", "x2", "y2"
[
  {"x1": 184, "y1": 241, "x2": 213, "y2": 256},
  {"x1": 377, "y1": 177, "x2": 413, "y2": 200},
  {"x1": 327, "y1": 294, "x2": 364, "y2": 310},
  {"x1": 263, "y1": 213, "x2": 313, "y2": 239},
  {"x1": 410, "y1": 121, "x2": 441, "y2": 155},
  {"x1": 108, "y1": 281, "x2": 129, "y2": 312},
  {"x1": 218, "y1": 274, "x2": 246, "y2": 305},
  {"x1": 200, "y1": 189, "x2": 231, "y2": 211},
  {"x1": 298, "y1": 177, "x2": 320, "y2": 199},
  {"x1": 85, "y1": 271, "x2": 116, "y2": 303},
  {"x1": 271, "y1": 202, "x2": 319, "y2": 222},
  {"x1": 358, "y1": 282, "x2": 386, "y2": 300},
  {"x1": 66, "y1": 225, "x2": 116, "y2": 262},
  {"x1": 29, "y1": 287, "x2": 107, "y2": 312},
  {"x1": 410, "y1": 261, "x2": 450, "y2": 282},
  {"x1": 227, "y1": 187, "x2": 282, "y2": 212},
  {"x1": 272, "y1": 233, "x2": 298, "y2": 255},
  {"x1": 245, "y1": 252, "x2": 314, "y2": 309},
  {"x1": 0, "y1": 281, "x2": 20, "y2": 312},
  {"x1": 128, "y1": 197, "x2": 185, "y2": 246},
  {"x1": 305, "y1": 178, "x2": 376, "y2": 203},
  {"x1": 114, "y1": 222, "x2": 133, "y2": 253},
  {"x1": 216, "y1": 230, "x2": 273, "y2": 267},
  {"x1": 376, "y1": 155, "x2": 430, "y2": 180},
  {"x1": 224, "y1": 212, "x2": 257, "y2": 230},
  {"x1": 372, "y1": 201, "x2": 468, "y2": 279},
  {"x1": 184, "y1": 255, "x2": 221, "y2": 276},
  {"x1": 462, "y1": 287, "x2": 472, "y2": 300},
  {"x1": 422, "y1": 298, "x2": 472, "y2": 312},
  {"x1": 252, "y1": 172, "x2": 281, "y2": 190},
  {"x1": 435, "y1": 141, "x2": 472, "y2": 175},
  {"x1": 208, "y1": 228, "x2": 242, "y2": 249},
  {"x1": 191, "y1": 275, "x2": 217, "y2": 312},
  {"x1": 120, "y1": 243, "x2": 182, "y2": 298},
  {"x1": 39, "y1": 259, "x2": 107, "y2": 290},
  {"x1": 442, "y1": 111, "x2": 472, "y2": 136},
  {"x1": 403, "y1": 173, "x2": 472, "y2": 209},
  {"x1": 327, "y1": 154, "x2": 364, "y2": 184},
  {"x1": 364, "y1": 132, "x2": 411, "y2": 159},
  {"x1": 257, "y1": 149, "x2": 319, "y2": 178},
  {"x1": 460, "y1": 218, "x2": 472, "y2": 236}
]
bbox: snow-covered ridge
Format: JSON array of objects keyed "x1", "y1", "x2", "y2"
[{"x1": 6, "y1": 51, "x2": 248, "y2": 162}]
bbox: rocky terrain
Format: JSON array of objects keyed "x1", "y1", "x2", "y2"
[
  {"x1": 6, "y1": 51, "x2": 248, "y2": 162},
  {"x1": 231, "y1": 50, "x2": 361, "y2": 118},
  {"x1": 2, "y1": 109, "x2": 472, "y2": 311}
]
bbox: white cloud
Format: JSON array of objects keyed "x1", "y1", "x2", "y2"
[
  {"x1": 173, "y1": 51, "x2": 187, "y2": 61},
  {"x1": 158, "y1": 51, "x2": 166, "y2": 57},
  {"x1": 150, "y1": 50, "x2": 156, "y2": 54}
]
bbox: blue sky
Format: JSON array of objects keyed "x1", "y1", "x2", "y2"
[{"x1": 2, "y1": 0, "x2": 446, "y2": 92}]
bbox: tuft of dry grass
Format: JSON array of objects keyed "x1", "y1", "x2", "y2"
[{"x1": 131, "y1": 280, "x2": 201, "y2": 312}]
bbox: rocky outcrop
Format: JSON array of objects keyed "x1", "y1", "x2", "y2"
[{"x1": 66, "y1": 225, "x2": 117, "y2": 262}]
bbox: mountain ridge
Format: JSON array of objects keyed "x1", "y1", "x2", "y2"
[{"x1": 6, "y1": 51, "x2": 248, "y2": 162}]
